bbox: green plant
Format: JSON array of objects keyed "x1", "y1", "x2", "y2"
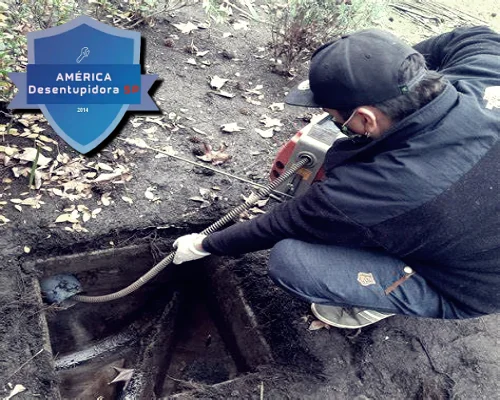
[
  {"x1": 268, "y1": 0, "x2": 387, "y2": 72},
  {"x1": 89, "y1": 0, "x2": 202, "y2": 28},
  {"x1": 202, "y1": 0, "x2": 232, "y2": 24}
]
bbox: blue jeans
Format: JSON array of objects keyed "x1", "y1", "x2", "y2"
[{"x1": 269, "y1": 239, "x2": 479, "y2": 319}]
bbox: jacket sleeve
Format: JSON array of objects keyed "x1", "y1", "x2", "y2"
[
  {"x1": 413, "y1": 26, "x2": 500, "y2": 81},
  {"x1": 202, "y1": 179, "x2": 375, "y2": 256}
]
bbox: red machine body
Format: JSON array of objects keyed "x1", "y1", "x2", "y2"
[{"x1": 270, "y1": 113, "x2": 345, "y2": 197}]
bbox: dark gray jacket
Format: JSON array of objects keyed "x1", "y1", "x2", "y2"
[{"x1": 203, "y1": 26, "x2": 500, "y2": 315}]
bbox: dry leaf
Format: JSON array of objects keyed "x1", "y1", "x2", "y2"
[
  {"x1": 196, "y1": 143, "x2": 232, "y2": 165},
  {"x1": 37, "y1": 134, "x2": 57, "y2": 144},
  {"x1": 85, "y1": 172, "x2": 97, "y2": 179},
  {"x1": 101, "y1": 193, "x2": 112, "y2": 206},
  {"x1": 109, "y1": 367, "x2": 135, "y2": 386},
  {"x1": 249, "y1": 207, "x2": 266, "y2": 214},
  {"x1": 16, "y1": 147, "x2": 52, "y2": 166},
  {"x1": 210, "y1": 76, "x2": 229, "y2": 90},
  {"x1": 145, "y1": 116, "x2": 166, "y2": 127},
  {"x1": 221, "y1": 122, "x2": 244, "y2": 133},
  {"x1": 93, "y1": 169, "x2": 127, "y2": 183},
  {"x1": 97, "y1": 162, "x2": 114, "y2": 171},
  {"x1": 0, "y1": 146, "x2": 17, "y2": 156},
  {"x1": 189, "y1": 196, "x2": 207, "y2": 203},
  {"x1": 144, "y1": 187, "x2": 155, "y2": 200},
  {"x1": 24, "y1": 246, "x2": 31, "y2": 253},
  {"x1": 11, "y1": 197, "x2": 44, "y2": 208},
  {"x1": 186, "y1": 58, "x2": 197, "y2": 65},
  {"x1": 308, "y1": 320, "x2": 331, "y2": 331},
  {"x1": 260, "y1": 115, "x2": 283, "y2": 128},
  {"x1": 131, "y1": 118, "x2": 143, "y2": 128},
  {"x1": 255, "y1": 128, "x2": 274, "y2": 138},
  {"x1": 246, "y1": 85, "x2": 263, "y2": 95},
  {"x1": 192, "y1": 127, "x2": 208, "y2": 136},
  {"x1": 122, "y1": 196, "x2": 133, "y2": 205},
  {"x1": 4, "y1": 384, "x2": 26, "y2": 400},
  {"x1": 197, "y1": 50, "x2": 209, "y2": 57},
  {"x1": 0, "y1": 215, "x2": 10, "y2": 224},
  {"x1": 243, "y1": 95, "x2": 261, "y2": 105},
  {"x1": 82, "y1": 212, "x2": 91, "y2": 223},
  {"x1": 173, "y1": 21, "x2": 198, "y2": 34},
  {"x1": 14, "y1": 205, "x2": 22, "y2": 212},
  {"x1": 55, "y1": 213, "x2": 79, "y2": 223},
  {"x1": 269, "y1": 102, "x2": 285, "y2": 112},
  {"x1": 124, "y1": 137, "x2": 148, "y2": 149},
  {"x1": 77, "y1": 205, "x2": 90, "y2": 212},
  {"x1": 34, "y1": 170, "x2": 43, "y2": 189},
  {"x1": 52, "y1": 188, "x2": 64, "y2": 197},
  {"x1": 160, "y1": 145, "x2": 176, "y2": 156},
  {"x1": 92, "y1": 208, "x2": 102, "y2": 217},
  {"x1": 143, "y1": 126, "x2": 158, "y2": 135},
  {"x1": 256, "y1": 198, "x2": 269, "y2": 208},
  {"x1": 212, "y1": 90, "x2": 235, "y2": 98}
]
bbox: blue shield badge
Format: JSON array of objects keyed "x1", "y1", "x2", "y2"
[{"x1": 8, "y1": 16, "x2": 158, "y2": 153}]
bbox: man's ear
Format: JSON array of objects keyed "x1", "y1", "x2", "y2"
[{"x1": 356, "y1": 106, "x2": 378, "y2": 134}]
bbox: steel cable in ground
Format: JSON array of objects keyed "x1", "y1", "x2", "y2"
[{"x1": 72, "y1": 157, "x2": 309, "y2": 303}]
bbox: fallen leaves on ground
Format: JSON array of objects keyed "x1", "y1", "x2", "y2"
[
  {"x1": 259, "y1": 115, "x2": 283, "y2": 128},
  {"x1": 101, "y1": 193, "x2": 112, "y2": 206},
  {"x1": 4, "y1": 384, "x2": 26, "y2": 400},
  {"x1": 143, "y1": 126, "x2": 157, "y2": 135},
  {"x1": 210, "y1": 76, "x2": 229, "y2": 90},
  {"x1": 269, "y1": 102, "x2": 285, "y2": 112},
  {"x1": 308, "y1": 320, "x2": 331, "y2": 331},
  {"x1": 245, "y1": 84, "x2": 264, "y2": 96},
  {"x1": 212, "y1": 90, "x2": 235, "y2": 99},
  {"x1": 122, "y1": 196, "x2": 134, "y2": 205},
  {"x1": 144, "y1": 186, "x2": 160, "y2": 202},
  {"x1": 10, "y1": 196, "x2": 45, "y2": 209},
  {"x1": 109, "y1": 367, "x2": 135, "y2": 386},
  {"x1": 172, "y1": 21, "x2": 198, "y2": 34},
  {"x1": 189, "y1": 187, "x2": 219, "y2": 209},
  {"x1": 221, "y1": 122, "x2": 245, "y2": 133},
  {"x1": 239, "y1": 194, "x2": 268, "y2": 220},
  {"x1": 123, "y1": 137, "x2": 149, "y2": 148},
  {"x1": 196, "y1": 143, "x2": 232, "y2": 165},
  {"x1": 255, "y1": 128, "x2": 274, "y2": 138}
]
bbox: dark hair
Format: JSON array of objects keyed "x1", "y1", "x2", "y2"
[{"x1": 338, "y1": 53, "x2": 446, "y2": 122}]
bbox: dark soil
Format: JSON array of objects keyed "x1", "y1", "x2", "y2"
[{"x1": 1, "y1": 2, "x2": 500, "y2": 399}]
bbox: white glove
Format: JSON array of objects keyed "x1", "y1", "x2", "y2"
[{"x1": 173, "y1": 233, "x2": 210, "y2": 265}]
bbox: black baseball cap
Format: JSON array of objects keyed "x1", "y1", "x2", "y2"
[{"x1": 285, "y1": 29, "x2": 426, "y2": 110}]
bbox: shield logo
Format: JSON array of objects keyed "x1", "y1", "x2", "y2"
[
  {"x1": 357, "y1": 272, "x2": 376, "y2": 287},
  {"x1": 9, "y1": 16, "x2": 158, "y2": 153}
]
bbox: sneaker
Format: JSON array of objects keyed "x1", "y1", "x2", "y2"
[{"x1": 311, "y1": 303, "x2": 395, "y2": 329}]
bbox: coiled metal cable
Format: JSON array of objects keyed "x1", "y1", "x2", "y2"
[{"x1": 72, "y1": 157, "x2": 310, "y2": 303}]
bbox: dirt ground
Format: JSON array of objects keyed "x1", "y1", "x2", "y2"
[{"x1": 1, "y1": 0, "x2": 500, "y2": 399}]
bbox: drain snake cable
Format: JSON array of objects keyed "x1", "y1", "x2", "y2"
[{"x1": 72, "y1": 156, "x2": 309, "y2": 303}]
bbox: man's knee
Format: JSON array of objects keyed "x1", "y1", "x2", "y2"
[{"x1": 269, "y1": 239, "x2": 304, "y2": 287}]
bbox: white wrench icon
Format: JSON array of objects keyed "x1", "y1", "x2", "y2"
[{"x1": 76, "y1": 47, "x2": 90, "y2": 63}]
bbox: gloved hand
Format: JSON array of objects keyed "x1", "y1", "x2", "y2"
[{"x1": 173, "y1": 233, "x2": 210, "y2": 265}]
